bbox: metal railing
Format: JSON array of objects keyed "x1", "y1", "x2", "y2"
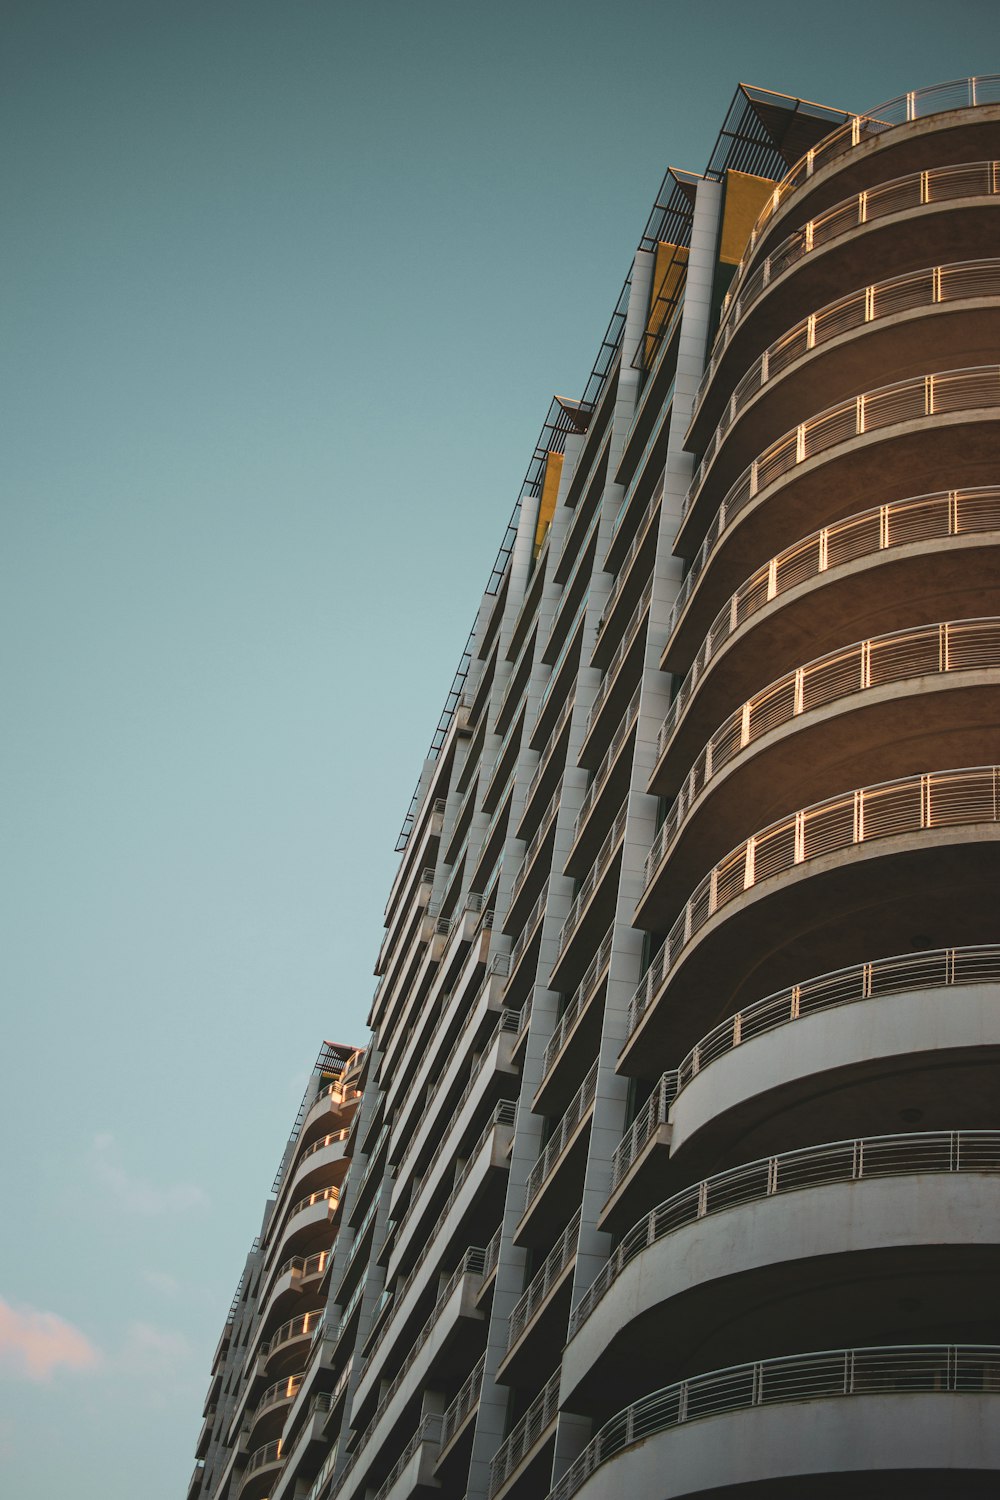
[
  {"x1": 511, "y1": 780, "x2": 563, "y2": 905},
  {"x1": 648, "y1": 618, "x2": 1000, "y2": 882},
  {"x1": 549, "y1": 1341, "x2": 1000, "y2": 1500},
  {"x1": 483, "y1": 1222, "x2": 503, "y2": 1282},
  {"x1": 251, "y1": 1375, "x2": 302, "y2": 1422},
  {"x1": 297, "y1": 1128, "x2": 351, "y2": 1165},
  {"x1": 370, "y1": 1414, "x2": 442, "y2": 1500},
  {"x1": 271, "y1": 1249, "x2": 328, "y2": 1287},
  {"x1": 440, "y1": 1350, "x2": 486, "y2": 1451},
  {"x1": 524, "y1": 1061, "x2": 599, "y2": 1210},
  {"x1": 489, "y1": 1368, "x2": 561, "y2": 1496},
  {"x1": 241, "y1": 1439, "x2": 283, "y2": 1484},
  {"x1": 722, "y1": 74, "x2": 1000, "y2": 327},
  {"x1": 660, "y1": 485, "x2": 1000, "y2": 750},
  {"x1": 506, "y1": 1208, "x2": 581, "y2": 1353},
  {"x1": 630, "y1": 764, "x2": 1000, "y2": 1036},
  {"x1": 524, "y1": 692, "x2": 575, "y2": 811},
  {"x1": 541, "y1": 926, "x2": 614, "y2": 1083},
  {"x1": 598, "y1": 489, "x2": 662, "y2": 630},
  {"x1": 557, "y1": 802, "x2": 628, "y2": 958},
  {"x1": 508, "y1": 878, "x2": 549, "y2": 976},
  {"x1": 584, "y1": 579, "x2": 653, "y2": 738},
  {"x1": 573, "y1": 690, "x2": 641, "y2": 844},
  {"x1": 694, "y1": 257, "x2": 1000, "y2": 499},
  {"x1": 579, "y1": 1129, "x2": 1000, "y2": 1337},
  {"x1": 617, "y1": 943, "x2": 1000, "y2": 1179},
  {"x1": 536, "y1": 600, "x2": 587, "y2": 722},
  {"x1": 261, "y1": 1309, "x2": 324, "y2": 1358}
]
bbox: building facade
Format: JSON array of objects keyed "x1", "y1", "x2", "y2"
[{"x1": 191, "y1": 75, "x2": 1000, "y2": 1500}]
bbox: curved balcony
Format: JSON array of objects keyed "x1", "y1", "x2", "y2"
[
  {"x1": 274, "y1": 1184, "x2": 339, "y2": 1260},
  {"x1": 641, "y1": 619, "x2": 1000, "y2": 921},
  {"x1": 247, "y1": 1374, "x2": 302, "y2": 1444},
  {"x1": 261, "y1": 1310, "x2": 323, "y2": 1377},
  {"x1": 285, "y1": 1128, "x2": 350, "y2": 1203},
  {"x1": 625, "y1": 765, "x2": 1000, "y2": 1066},
  {"x1": 565, "y1": 1130, "x2": 1000, "y2": 1411},
  {"x1": 690, "y1": 258, "x2": 1000, "y2": 506},
  {"x1": 674, "y1": 364, "x2": 1000, "y2": 592},
  {"x1": 299, "y1": 1081, "x2": 360, "y2": 1151},
  {"x1": 239, "y1": 1439, "x2": 284, "y2": 1500},
  {"x1": 552, "y1": 1344, "x2": 1000, "y2": 1500},
  {"x1": 659, "y1": 485, "x2": 1000, "y2": 763},
  {"x1": 606, "y1": 945, "x2": 1000, "y2": 1220}
]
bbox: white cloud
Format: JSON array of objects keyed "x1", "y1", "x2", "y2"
[
  {"x1": 91, "y1": 1133, "x2": 209, "y2": 1215},
  {"x1": 141, "y1": 1269, "x2": 180, "y2": 1297},
  {"x1": 0, "y1": 1298, "x2": 101, "y2": 1382}
]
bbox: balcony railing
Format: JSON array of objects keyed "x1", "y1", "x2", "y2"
[
  {"x1": 693, "y1": 258, "x2": 1000, "y2": 498},
  {"x1": 262, "y1": 1309, "x2": 323, "y2": 1358},
  {"x1": 541, "y1": 926, "x2": 614, "y2": 1083},
  {"x1": 251, "y1": 1375, "x2": 302, "y2": 1423},
  {"x1": 241, "y1": 1440, "x2": 283, "y2": 1487},
  {"x1": 440, "y1": 1349, "x2": 486, "y2": 1451},
  {"x1": 371, "y1": 1414, "x2": 441, "y2": 1500},
  {"x1": 660, "y1": 485, "x2": 1000, "y2": 747},
  {"x1": 631, "y1": 765, "x2": 1000, "y2": 1036},
  {"x1": 598, "y1": 489, "x2": 661, "y2": 630},
  {"x1": 573, "y1": 691, "x2": 640, "y2": 843},
  {"x1": 556, "y1": 802, "x2": 628, "y2": 959},
  {"x1": 506, "y1": 1208, "x2": 581, "y2": 1353},
  {"x1": 719, "y1": 74, "x2": 1000, "y2": 336},
  {"x1": 510, "y1": 780, "x2": 563, "y2": 906},
  {"x1": 508, "y1": 878, "x2": 549, "y2": 975},
  {"x1": 648, "y1": 618, "x2": 1000, "y2": 882},
  {"x1": 617, "y1": 944, "x2": 1000, "y2": 1175},
  {"x1": 489, "y1": 1368, "x2": 561, "y2": 1496},
  {"x1": 584, "y1": 580, "x2": 653, "y2": 740},
  {"x1": 524, "y1": 1061, "x2": 599, "y2": 1211},
  {"x1": 297, "y1": 1128, "x2": 351, "y2": 1164},
  {"x1": 581, "y1": 1129, "x2": 1000, "y2": 1337},
  {"x1": 549, "y1": 1341, "x2": 1000, "y2": 1500},
  {"x1": 271, "y1": 1249, "x2": 329, "y2": 1288}
]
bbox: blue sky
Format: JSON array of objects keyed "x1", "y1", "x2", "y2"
[{"x1": 0, "y1": 1, "x2": 994, "y2": 1493}]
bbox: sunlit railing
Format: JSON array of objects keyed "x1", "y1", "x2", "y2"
[
  {"x1": 241, "y1": 1439, "x2": 283, "y2": 1486},
  {"x1": 524, "y1": 1061, "x2": 599, "y2": 1211},
  {"x1": 489, "y1": 1368, "x2": 561, "y2": 1496},
  {"x1": 579, "y1": 1129, "x2": 1000, "y2": 1338},
  {"x1": 541, "y1": 925, "x2": 614, "y2": 1082},
  {"x1": 440, "y1": 1350, "x2": 486, "y2": 1451},
  {"x1": 252, "y1": 1375, "x2": 302, "y2": 1422},
  {"x1": 573, "y1": 691, "x2": 641, "y2": 844},
  {"x1": 549, "y1": 1341, "x2": 1000, "y2": 1500},
  {"x1": 660, "y1": 486, "x2": 1000, "y2": 746},
  {"x1": 682, "y1": 362, "x2": 1000, "y2": 550},
  {"x1": 272, "y1": 1249, "x2": 328, "y2": 1287},
  {"x1": 285, "y1": 1182, "x2": 339, "y2": 1223},
  {"x1": 693, "y1": 258, "x2": 1000, "y2": 497},
  {"x1": 556, "y1": 802, "x2": 628, "y2": 959},
  {"x1": 584, "y1": 580, "x2": 653, "y2": 739},
  {"x1": 624, "y1": 944, "x2": 1000, "y2": 1165},
  {"x1": 648, "y1": 618, "x2": 1000, "y2": 882},
  {"x1": 261, "y1": 1310, "x2": 323, "y2": 1358},
  {"x1": 507, "y1": 1208, "x2": 581, "y2": 1353},
  {"x1": 298, "y1": 1128, "x2": 351, "y2": 1164},
  {"x1": 630, "y1": 765, "x2": 1000, "y2": 1035}
]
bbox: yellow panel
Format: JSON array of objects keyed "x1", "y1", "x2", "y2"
[
  {"x1": 645, "y1": 241, "x2": 689, "y2": 367},
  {"x1": 719, "y1": 170, "x2": 778, "y2": 266},
  {"x1": 534, "y1": 450, "x2": 564, "y2": 555}
]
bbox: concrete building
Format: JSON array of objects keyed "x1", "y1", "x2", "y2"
[
  {"x1": 189, "y1": 1043, "x2": 363, "y2": 1500},
  {"x1": 190, "y1": 74, "x2": 1000, "y2": 1500}
]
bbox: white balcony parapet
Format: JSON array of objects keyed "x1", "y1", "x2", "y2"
[
  {"x1": 440, "y1": 1349, "x2": 486, "y2": 1453},
  {"x1": 573, "y1": 692, "x2": 640, "y2": 844},
  {"x1": 541, "y1": 927, "x2": 614, "y2": 1084},
  {"x1": 585, "y1": 580, "x2": 653, "y2": 739},
  {"x1": 584, "y1": 1128, "x2": 1000, "y2": 1337},
  {"x1": 631, "y1": 764, "x2": 1000, "y2": 1036},
  {"x1": 648, "y1": 617, "x2": 1000, "y2": 882},
  {"x1": 506, "y1": 1209, "x2": 581, "y2": 1354},
  {"x1": 660, "y1": 485, "x2": 1000, "y2": 748},
  {"x1": 671, "y1": 361, "x2": 1000, "y2": 645},
  {"x1": 489, "y1": 1368, "x2": 561, "y2": 1497},
  {"x1": 616, "y1": 943, "x2": 1000, "y2": 1178},
  {"x1": 524, "y1": 1061, "x2": 599, "y2": 1211},
  {"x1": 557, "y1": 802, "x2": 628, "y2": 959},
  {"x1": 694, "y1": 257, "x2": 1000, "y2": 498},
  {"x1": 550, "y1": 1341, "x2": 1000, "y2": 1500}
]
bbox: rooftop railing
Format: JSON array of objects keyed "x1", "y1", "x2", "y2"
[
  {"x1": 506, "y1": 1208, "x2": 581, "y2": 1354},
  {"x1": 440, "y1": 1349, "x2": 487, "y2": 1452},
  {"x1": 615, "y1": 943, "x2": 1000, "y2": 1183},
  {"x1": 693, "y1": 257, "x2": 1000, "y2": 497},
  {"x1": 630, "y1": 764, "x2": 1000, "y2": 1037},
  {"x1": 556, "y1": 802, "x2": 628, "y2": 959},
  {"x1": 549, "y1": 1341, "x2": 1000, "y2": 1500},
  {"x1": 660, "y1": 485, "x2": 1000, "y2": 750},
  {"x1": 524, "y1": 1061, "x2": 599, "y2": 1211},
  {"x1": 722, "y1": 74, "x2": 1000, "y2": 321},
  {"x1": 647, "y1": 617, "x2": 1000, "y2": 883},
  {"x1": 541, "y1": 926, "x2": 614, "y2": 1083},
  {"x1": 489, "y1": 1368, "x2": 561, "y2": 1497}
]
